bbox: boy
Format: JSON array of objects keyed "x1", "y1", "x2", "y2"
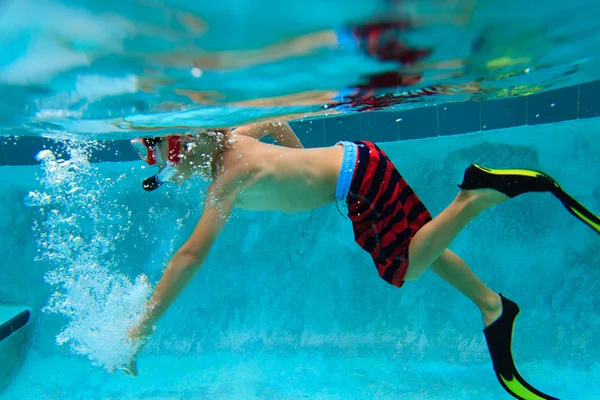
[{"x1": 126, "y1": 121, "x2": 599, "y2": 400}]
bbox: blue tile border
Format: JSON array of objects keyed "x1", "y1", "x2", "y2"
[
  {"x1": 397, "y1": 106, "x2": 438, "y2": 140},
  {"x1": 438, "y1": 101, "x2": 481, "y2": 136},
  {"x1": 42, "y1": 138, "x2": 69, "y2": 159},
  {"x1": 289, "y1": 119, "x2": 326, "y2": 148},
  {"x1": 89, "y1": 141, "x2": 121, "y2": 163},
  {"x1": 579, "y1": 81, "x2": 600, "y2": 119},
  {"x1": 481, "y1": 97, "x2": 526, "y2": 131},
  {"x1": 1, "y1": 81, "x2": 599, "y2": 165},
  {"x1": 360, "y1": 111, "x2": 400, "y2": 143},
  {"x1": 118, "y1": 140, "x2": 139, "y2": 162},
  {"x1": 527, "y1": 86, "x2": 578, "y2": 125},
  {"x1": 323, "y1": 113, "x2": 362, "y2": 146},
  {"x1": 2, "y1": 136, "x2": 44, "y2": 165},
  {"x1": 0, "y1": 141, "x2": 6, "y2": 166}
]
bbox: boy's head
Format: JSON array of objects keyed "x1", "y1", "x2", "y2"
[{"x1": 130, "y1": 130, "x2": 229, "y2": 192}]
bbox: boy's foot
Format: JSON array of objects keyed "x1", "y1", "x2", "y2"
[
  {"x1": 481, "y1": 293, "x2": 503, "y2": 327},
  {"x1": 483, "y1": 294, "x2": 559, "y2": 400}
]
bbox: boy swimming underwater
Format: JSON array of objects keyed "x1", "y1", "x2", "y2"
[{"x1": 125, "y1": 121, "x2": 600, "y2": 400}]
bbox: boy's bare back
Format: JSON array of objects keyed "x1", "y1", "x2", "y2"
[{"x1": 213, "y1": 134, "x2": 345, "y2": 213}]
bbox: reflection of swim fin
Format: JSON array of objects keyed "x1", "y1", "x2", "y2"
[
  {"x1": 484, "y1": 295, "x2": 560, "y2": 400},
  {"x1": 458, "y1": 165, "x2": 600, "y2": 235}
]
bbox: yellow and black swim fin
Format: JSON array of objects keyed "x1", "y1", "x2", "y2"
[
  {"x1": 458, "y1": 165, "x2": 600, "y2": 235},
  {"x1": 484, "y1": 295, "x2": 560, "y2": 400},
  {"x1": 550, "y1": 186, "x2": 600, "y2": 235}
]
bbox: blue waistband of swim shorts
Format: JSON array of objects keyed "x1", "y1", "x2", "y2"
[{"x1": 335, "y1": 141, "x2": 357, "y2": 201}]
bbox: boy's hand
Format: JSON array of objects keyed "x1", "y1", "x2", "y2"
[
  {"x1": 115, "y1": 324, "x2": 154, "y2": 377},
  {"x1": 120, "y1": 355, "x2": 139, "y2": 377}
]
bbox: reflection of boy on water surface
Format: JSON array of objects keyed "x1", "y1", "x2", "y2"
[{"x1": 165, "y1": 20, "x2": 474, "y2": 112}]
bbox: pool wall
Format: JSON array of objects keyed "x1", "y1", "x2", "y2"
[
  {"x1": 1, "y1": 80, "x2": 600, "y2": 165},
  {"x1": 0, "y1": 118, "x2": 598, "y2": 370}
]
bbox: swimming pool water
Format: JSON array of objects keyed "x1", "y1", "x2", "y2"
[{"x1": 1, "y1": 118, "x2": 599, "y2": 399}]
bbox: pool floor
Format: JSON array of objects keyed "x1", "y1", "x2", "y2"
[{"x1": 1, "y1": 350, "x2": 594, "y2": 399}]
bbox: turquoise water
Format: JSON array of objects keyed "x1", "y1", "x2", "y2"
[
  {"x1": 2, "y1": 0, "x2": 600, "y2": 136},
  {"x1": 1, "y1": 0, "x2": 600, "y2": 398},
  {"x1": 1, "y1": 118, "x2": 599, "y2": 399}
]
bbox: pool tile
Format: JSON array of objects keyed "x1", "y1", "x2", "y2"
[
  {"x1": 3, "y1": 136, "x2": 44, "y2": 165},
  {"x1": 526, "y1": 86, "x2": 578, "y2": 125},
  {"x1": 0, "y1": 141, "x2": 6, "y2": 166},
  {"x1": 438, "y1": 101, "x2": 481, "y2": 136},
  {"x1": 360, "y1": 111, "x2": 400, "y2": 143},
  {"x1": 289, "y1": 119, "x2": 326, "y2": 148},
  {"x1": 38, "y1": 139, "x2": 121, "y2": 163},
  {"x1": 397, "y1": 106, "x2": 438, "y2": 140},
  {"x1": 117, "y1": 140, "x2": 139, "y2": 162},
  {"x1": 89, "y1": 141, "x2": 121, "y2": 163},
  {"x1": 324, "y1": 113, "x2": 362, "y2": 146},
  {"x1": 579, "y1": 81, "x2": 600, "y2": 119},
  {"x1": 481, "y1": 97, "x2": 526, "y2": 131}
]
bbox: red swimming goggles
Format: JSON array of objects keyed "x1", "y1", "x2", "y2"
[{"x1": 130, "y1": 136, "x2": 182, "y2": 166}]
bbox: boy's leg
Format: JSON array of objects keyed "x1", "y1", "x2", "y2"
[
  {"x1": 405, "y1": 188, "x2": 507, "y2": 279},
  {"x1": 430, "y1": 249, "x2": 501, "y2": 327},
  {"x1": 403, "y1": 175, "x2": 569, "y2": 400},
  {"x1": 403, "y1": 188, "x2": 508, "y2": 325}
]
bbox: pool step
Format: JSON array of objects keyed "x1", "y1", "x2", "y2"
[
  {"x1": 0, "y1": 304, "x2": 32, "y2": 393},
  {"x1": 0, "y1": 307, "x2": 30, "y2": 342}
]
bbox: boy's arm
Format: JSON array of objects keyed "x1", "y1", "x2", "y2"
[
  {"x1": 127, "y1": 181, "x2": 237, "y2": 348},
  {"x1": 181, "y1": 30, "x2": 338, "y2": 71},
  {"x1": 235, "y1": 121, "x2": 304, "y2": 148}
]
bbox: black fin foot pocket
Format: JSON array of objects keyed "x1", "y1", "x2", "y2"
[
  {"x1": 483, "y1": 294, "x2": 561, "y2": 400},
  {"x1": 458, "y1": 165, "x2": 558, "y2": 198}
]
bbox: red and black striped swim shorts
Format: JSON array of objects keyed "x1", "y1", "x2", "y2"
[{"x1": 346, "y1": 141, "x2": 432, "y2": 288}]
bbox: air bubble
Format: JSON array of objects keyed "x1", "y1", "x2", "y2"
[
  {"x1": 30, "y1": 139, "x2": 151, "y2": 371},
  {"x1": 191, "y1": 67, "x2": 202, "y2": 78}
]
